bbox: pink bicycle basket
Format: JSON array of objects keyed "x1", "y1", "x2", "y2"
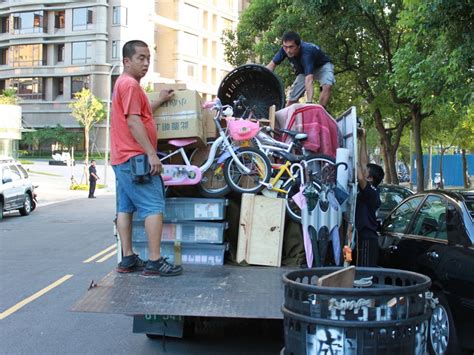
[{"x1": 227, "y1": 120, "x2": 260, "y2": 141}]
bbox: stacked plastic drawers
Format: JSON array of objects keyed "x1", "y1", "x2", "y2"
[{"x1": 132, "y1": 198, "x2": 228, "y2": 265}]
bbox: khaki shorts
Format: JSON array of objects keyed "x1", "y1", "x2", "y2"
[{"x1": 288, "y1": 62, "x2": 335, "y2": 102}]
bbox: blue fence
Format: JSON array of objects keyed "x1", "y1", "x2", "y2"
[{"x1": 411, "y1": 154, "x2": 474, "y2": 187}]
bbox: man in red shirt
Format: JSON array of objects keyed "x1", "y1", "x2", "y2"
[{"x1": 111, "y1": 40, "x2": 182, "y2": 276}]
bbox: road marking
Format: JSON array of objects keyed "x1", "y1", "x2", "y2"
[
  {"x1": 0, "y1": 274, "x2": 73, "y2": 320},
  {"x1": 83, "y1": 244, "x2": 116, "y2": 263},
  {"x1": 96, "y1": 250, "x2": 117, "y2": 263}
]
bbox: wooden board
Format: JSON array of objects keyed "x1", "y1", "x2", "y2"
[
  {"x1": 316, "y1": 266, "x2": 355, "y2": 288},
  {"x1": 237, "y1": 194, "x2": 286, "y2": 267}
]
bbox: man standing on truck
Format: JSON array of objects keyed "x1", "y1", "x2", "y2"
[
  {"x1": 266, "y1": 31, "x2": 335, "y2": 108},
  {"x1": 110, "y1": 40, "x2": 182, "y2": 276},
  {"x1": 355, "y1": 128, "x2": 384, "y2": 267}
]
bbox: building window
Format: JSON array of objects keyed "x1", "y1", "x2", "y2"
[
  {"x1": 202, "y1": 11, "x2": 208, "y2": 30},
  {"x1": 57, "y1": 44, "x2": 65, "y2": 63},
  {"x1": 72, "y1": 8, "x2": 93, "y2": 31},
  {"x1": 10, "y1": 44, "x2": 45, "y2": 67},
  {"x1": 0, "y1": 48, "x2": 7, "y2": 65},
  {"x1": 72, "y1": 41, "x2": 92, "y2": 64},
  {"x1": 53, "y1": 77, "x2": 64, "y2": 98},
  {"x1": 112, "y1": 6, "x2": 127, "y2": 26},
  {"x1": 12, "y1": 11, "x2": 47, "y2": 34},
  {"x1": 8, "y1": 77, "x2": 44, "y2": 100},
  {"x1": 71, "y1": 76, "x2": 90, "y2": 96},
  {"x1": 186, "y1": 61, "x2": 196, "y2": 78},
  {"x1": 54, "y1": 10, "x2": 65, "y2": 29},
  {"x1": 182, "y1": 3, "x2": 198, "y2": 28},
  {"x1": 182, "y1": 32, "x2": 198, "y2": 56},
  {"x1": 1, "y1": 16, "x2": 8, "y2": 33},
  {"x1": 112, "y1": 40, "x2": 122, "y2": 59}
]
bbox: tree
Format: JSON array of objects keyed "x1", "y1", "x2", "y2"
[
  {"x1": 0, "y1": 88, "x2": 19, "y2": 105},
  {"x1": 69, "y1": 89, "x2": 105, "y2": 164}
]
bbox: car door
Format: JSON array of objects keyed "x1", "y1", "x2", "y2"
[
  {"x1": 7, "y1": 164, "x2": 24, "y2": 208},
  {"x1": 1, "y1": 165, "x2": 16, "y2": 209},
  {"x1": 378, "y1": 195, "x2": 425, "y2": 269}
]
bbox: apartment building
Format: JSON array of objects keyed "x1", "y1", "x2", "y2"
[{"x1": 0, "y1": 0, "x2": 249, "y2": 152}]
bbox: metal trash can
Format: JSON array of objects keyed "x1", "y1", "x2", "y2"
[
  {"x1": 217, "y1": 64, "x2": 285, "y2": 119},
  {"x1": 282, "y1": 267, "x2": 432, "y2": 355}
]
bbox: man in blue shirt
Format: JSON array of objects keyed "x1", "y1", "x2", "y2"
[
  {"x1": 266, "y1": 31, "x2": 335, "y2": 108},
  {"x1": 355, "y1": 128, "x2": 384, "y2": 267}
]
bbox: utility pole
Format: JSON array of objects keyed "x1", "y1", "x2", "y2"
[{"x1": 103, "y1": 63, "x2": 119, "y2": 187}]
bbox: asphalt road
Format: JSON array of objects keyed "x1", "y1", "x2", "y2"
[{"x1": 0, "y1": 177, "x2": 284, "y2": 354}]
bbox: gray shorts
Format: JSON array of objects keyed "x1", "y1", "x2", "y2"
[{"x1": 288, "y1": 62, "x2": 335, "y2": 102}]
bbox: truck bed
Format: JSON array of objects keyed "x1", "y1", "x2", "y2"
[{"x1": 72, "y1": 265, "x2": 295, "y2": 319}]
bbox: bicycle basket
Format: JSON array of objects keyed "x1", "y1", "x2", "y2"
[
  {"x1": 228, "y1": 120, "x2": 260, "y2": 141},
  {"x1": 218, "y1": 64, "x2": 285, "y2": 119}
]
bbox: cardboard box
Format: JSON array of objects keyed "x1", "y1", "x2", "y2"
[
  {"x1": 148, "y1": 90, "x2": 206, "y2": 145},
  {"x1": 204, "y1": 108, "x2": 217, "y2": 139}
]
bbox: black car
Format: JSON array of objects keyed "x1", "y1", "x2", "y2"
[
  {"x1": 378, "y1": 189, "x2": 474, "y2": 355},
  {"x1": 378, "y1": 184, "x2": 414, "y2": 223}
]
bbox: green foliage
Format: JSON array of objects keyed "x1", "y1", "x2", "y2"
[
  {"x1": 70, "y1": 183, "x2": 105, "y2": 191},
  {"x1": 0, "y1": 88, "x2": 19, "y2": 105}
]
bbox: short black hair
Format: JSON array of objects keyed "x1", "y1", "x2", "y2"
[
  {"x1": 282, "y1": 31, "x2": 301, "y2": 46},
  {"x1": 122, "y1": 40, "x2": 148, "y2": 59},
  {"x1": 367, "y1": 163, "x2": 384, "y2": 187},
  {"x1": 91, "y1": 159, "x2": 96, "y2": 163}
]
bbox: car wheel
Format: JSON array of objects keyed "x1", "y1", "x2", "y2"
[
  {"x1": 0, "y1": 199, "x2": 3, "y2": 220},
  {"x1": 428, "y1": 291, "x2": 462, "y2": 355},
  {"x1": 19, "y1": 194, "x2": 32, "y2": 216}
]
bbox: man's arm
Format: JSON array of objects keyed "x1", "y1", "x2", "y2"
[
  {"x1": 150, "y1": 89, "x2": 174, "y2": 112},
  {"x1": 357, "y1": 128, "x2": 369, "y2": 190},
  {"x1": 127, "y1": 115, "x2": 162, "y2": 175},
  {"x1": 304, "y1": 74, "x2": 314, "y2": 102},
  {"x1": 266, "y1": 61, "x2": 276, "y2": 72}
]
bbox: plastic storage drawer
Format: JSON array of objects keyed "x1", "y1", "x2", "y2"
[
  {"x1": 164, "y1": 198, "x2": 228, "y2": 221},
  {"x1": 133, "y1": 220, "x2": 227, "y2": 244},
  {"x1": 133, "y1": 241, "x2": 226, "y2": 266}
]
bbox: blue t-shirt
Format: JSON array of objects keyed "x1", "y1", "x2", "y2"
[
  {"x1": 355, "y1": 182, "x2": 381, "y2": 238},
  {"x1": 272, "y1": 41, "x2": 331, "y2": 75}
]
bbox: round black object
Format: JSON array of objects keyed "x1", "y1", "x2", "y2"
[{"x1": 218, "y1": 64, "x2": 285, "y2": 119}]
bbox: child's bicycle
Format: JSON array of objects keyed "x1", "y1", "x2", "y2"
[{"x1": 159, "y1": 99, "x2": 272, "y2": 197}]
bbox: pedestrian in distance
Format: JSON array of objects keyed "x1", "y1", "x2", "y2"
[
  {"x1": 111, "y1": 40, "x2": 182, "y2": 277},
  {"x1": 88, "y1": 159, "x2": 99, "y2": 198},
  {"x1": 266, "y1": 30, "x2": 335, "y2": 108},
  {"x1": 354, "y1": 128, "x2": 384, "y2": 267}
]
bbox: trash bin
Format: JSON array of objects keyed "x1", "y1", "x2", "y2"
[
  {"x1": 217, "y1": 64, "x2": 285, "y2": 119},
  {"x1": 282, "y1": 267, "x2": 432, "y2": 355}
]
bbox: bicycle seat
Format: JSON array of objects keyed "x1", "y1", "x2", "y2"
[
  {"x1": 167, "y1": 138, "x2": 197, "y2": 147},
  {"x1": 280, "y1": 128, "x2": 304, "y2": 137}
]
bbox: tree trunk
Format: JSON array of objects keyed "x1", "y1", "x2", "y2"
[
  {"x1": 439, "y1": 147, "x2": 445, "y2": 189},
  {"x1": 462, "y1": 149, "x2": 470, "y2": 188},
  {"x1": 84, "y1": 126, "x2": 90, "y2": 164},
  {"x1": 412, "y1": 104, "x2": 424, "y2": 192},
  {"x1": 388, "y1": 147, "x2": 399, "y2": 185},
  {"x1": 373, "y1": 108, "x2": 398, "y2": 184}
]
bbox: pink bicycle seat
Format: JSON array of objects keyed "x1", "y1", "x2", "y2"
[{"x1": 168, "y1": 138, "x2": 197, "y2": 147}]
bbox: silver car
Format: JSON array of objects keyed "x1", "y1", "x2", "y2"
[{"x1": 0, "y1": 158, "x2": 35, "y2": 220}]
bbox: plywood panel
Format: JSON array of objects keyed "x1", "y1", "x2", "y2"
[{"x1": 237, "y1": 194, "x2": 286, "y2": 267}]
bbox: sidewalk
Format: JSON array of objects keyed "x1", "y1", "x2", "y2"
[{"x1": 26, "y1": 160, "x2": 115, "y2": 206}]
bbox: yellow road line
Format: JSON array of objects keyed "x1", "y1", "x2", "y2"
[
  {"x1": 0, "y1": 274, "x2": 73, "y2": 320},
  {"x1": 96, "y1": 250, "x2": 117, "y2": 263},
  {"x1": 83, "y1": 244, "x2": 116, "y2": 263}
]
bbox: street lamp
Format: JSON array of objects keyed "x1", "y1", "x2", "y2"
[{"x1": 103, "y1": 63, "x2": 119, "y2": 187}]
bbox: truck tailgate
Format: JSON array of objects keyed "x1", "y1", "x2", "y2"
[{"x1": 72, "y1": 265, "x2": 295, "y2": 319}]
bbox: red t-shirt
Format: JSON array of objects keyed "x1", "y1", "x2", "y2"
[{"x1": 110, "y1": 73, "x2": 157, "y2": 165}]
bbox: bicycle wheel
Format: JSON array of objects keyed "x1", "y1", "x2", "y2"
[
  {"x1": 190, "y1": 142, "x2": 231, "y2": 198},
  {"x1": 223, "y1": 147, "x2": 272, "y2": 194},
  {"x1": 279, "y1": 154, "x2": 335, "y2": 223}
]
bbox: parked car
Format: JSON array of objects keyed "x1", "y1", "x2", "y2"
[
  {"x1": 378, "y1": 189, "x2": 474, "y2": 354},
  {"x1": 378, "y1": 184, "x2": 414, "y2": 223},
  {"x1": 0, "y1": 158, "x2": 35, "y2": 220}
]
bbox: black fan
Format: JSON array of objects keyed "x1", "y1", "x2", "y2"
[{"x1": 217, "y1": 64, "x2": 285, "y2": 119}]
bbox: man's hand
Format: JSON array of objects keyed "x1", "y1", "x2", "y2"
[
  {"x1": 159, "y1": 89, "x2": 174, "y2": 104},
  {"x1": 147, "y1": 153, "x2": 162, "y2": 176}
]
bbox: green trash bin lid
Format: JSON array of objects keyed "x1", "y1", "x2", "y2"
[{"x1": 217, "y1": 64, "x2": 285, "y2": 119}]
